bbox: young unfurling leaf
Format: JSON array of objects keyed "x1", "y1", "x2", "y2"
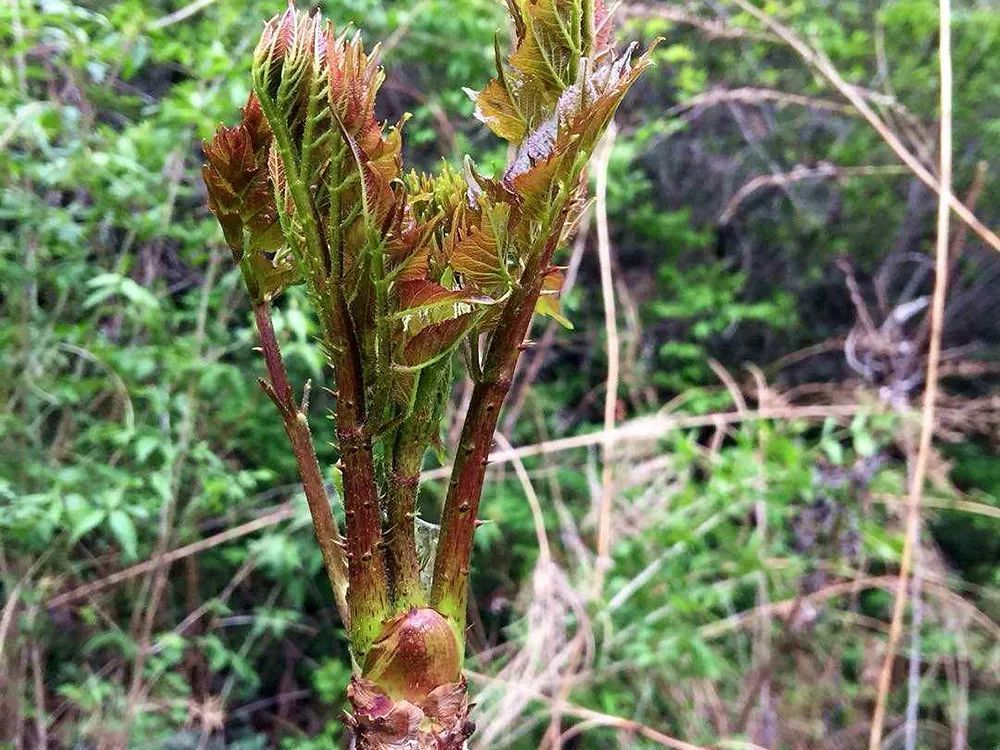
[
  {"x1": 535, "y1": 265, "x2": 573, "y2": 329},
  {"x1": 471, "y1": 0, "x2": 617, "y2": 144},
  {"x1": 394, "y1": 281, "x2": 491, "y2": 322},
  {"x1": 400, "y1": 313, "x2": 479, "y2": 371},
  {"x1": 450, "y1": 200, "x2": 512, "y2": 293},
  {"x1": 202, "y1": 94, "x2": 298, "y2": 301},
  {"x1": 392, "y1": 284, "x2": 491, "y2": 371}
]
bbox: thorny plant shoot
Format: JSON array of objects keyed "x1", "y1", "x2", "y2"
[{"x1": 202, "y1": 1, "x2": 653, "y2": 745}]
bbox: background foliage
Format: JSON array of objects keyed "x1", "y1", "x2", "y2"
[{"x1": 1, "y1": 1, "x2": 997, "y2": 748}]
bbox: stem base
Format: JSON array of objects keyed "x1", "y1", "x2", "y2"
[{"x1": 345, "y1": 677, "x2": 473, "y2": 749}]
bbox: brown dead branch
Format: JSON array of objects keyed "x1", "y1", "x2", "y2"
[
  {"x1": 720, "y1": 164, "x2": 909, "y2": 225},
  {"x1": 46, "y1": 505, "x2": 296, "y2": 608},
  {"x1": 869, "y1": 0, "x2": 954, "y2": 744},
  {"x1": 725, "y1": 0, "x2": 999, "y2": 253}
]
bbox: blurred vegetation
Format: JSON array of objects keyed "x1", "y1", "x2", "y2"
[{"x1": 1, "y1": 1, "x2": 997, "y2": 748}]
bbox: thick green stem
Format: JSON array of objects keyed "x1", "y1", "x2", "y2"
[
  {"x1": 385, "y1": 464, "x2": 423, "y2": 607},
  {"x1": 385, "y1": 370, "x2": 443, "y2": 609}
]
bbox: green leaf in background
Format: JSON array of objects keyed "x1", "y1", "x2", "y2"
[{"x1": 107, "y1": 509, "x2": 138, "y2": 560}]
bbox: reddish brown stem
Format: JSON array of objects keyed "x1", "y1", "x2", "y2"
[
  {"x1": 431, "y1": 219, "x2": 568, "y2": 633},
  {"x1": 251, "y1": 81, "x2": 390, "y2": 654},
  {"x1": 253, "y1": 302, "x2": 351, "y2": 626},
  {"x1": 320, "y1": 294, "x2": 392, "y2": 656},
  {"x1": 429, "y1": 377, "x2": 513, "y2": 629}
]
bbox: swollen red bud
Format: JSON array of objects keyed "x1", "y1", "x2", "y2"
[
  {"x1": 202, "y1": 93, "x2": 279, "y2": 264},
  {"x1": 362, "y1": 608, "x2": 461, "y2": 703}
]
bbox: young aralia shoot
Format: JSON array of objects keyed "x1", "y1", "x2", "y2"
[{"x1": 202, "y1": 1, "x2": 653, "y2": 746}]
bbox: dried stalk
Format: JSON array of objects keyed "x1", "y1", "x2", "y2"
[
  {"x1": 591, "y1": 124, "x2": 620, "y2": 598},
  {"x1": 725, "y1": 0, "x2": 998, "y2": 252},
  {"x1": 47, "y1": 505, "x2": 297, "y2": 607},
  {"x1": 621, "y1": 2, "x2": 776, "y2": 42},
  {"x1": 868, "y1": 0, "x2": 953, "y2": 745},
  {"x1": 30, "y1": 639, "x2": 47, "y2": 749},
  {"x1": 423, "y1": 403, "x2": 879, "y2": 482},
  {"x1": 719, "y1": 164, "x2": 909, "y2": 225},
  {"x1": 468, "y1": 671, "x2": 713, "y2": 750},
  {"x1": 146, "y1": 0, "x2": 218, "y2": 30}
]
